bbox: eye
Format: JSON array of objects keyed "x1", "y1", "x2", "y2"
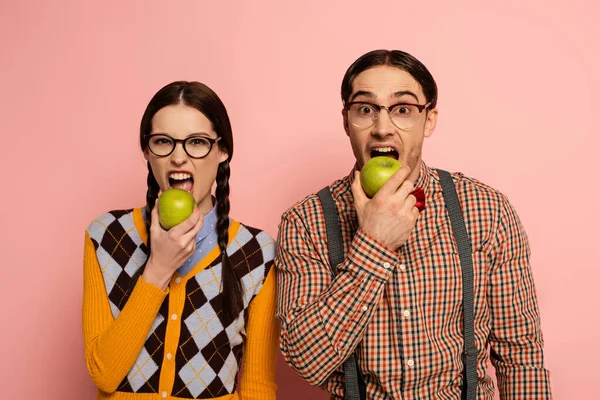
[
  {"x1": 356, "y1": 104, "x2": 375, "y2": 115},
  {"x1": 392, "y1": 105, "x2": 413, "y2": 115},
  {"x1": 152, "y1": 137, "x2": 172, "y2": 145},
  {"x1": 187, "y1": 137, "x2": 210, "y2": 146}
]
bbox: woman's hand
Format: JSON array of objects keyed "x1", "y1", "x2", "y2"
[{"x1": 142, "y1": 206, "x2": 204, "y2": 290}]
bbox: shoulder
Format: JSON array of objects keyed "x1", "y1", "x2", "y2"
[
  {"x1": 432, "y1": 168, "x2": 518, "y2": 230},
  {"x1": 280, "y1": 175, "x2": 349, "y2": 224},
  {"x1": 229, "y1": 220, "x2": 276, "y2": 264},
  {"x1": 450, "y1": 171, "x2": 508, "y2": 206},
  {"x1": 85, "y1": 208, "x2": 140, "y2": 245}
]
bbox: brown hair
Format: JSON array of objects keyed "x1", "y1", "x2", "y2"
[{"x1": 137, "y1": 81, "x2": 243, "y2": 320}]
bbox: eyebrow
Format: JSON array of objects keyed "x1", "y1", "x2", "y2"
[
  {"x1": 392, "y1": 90, "x2": 420, "y2": 102},
  {"x1": 349, "y1": 91, "x2": 375, "y2": 102},
  {"x1": 152, "y1": 132, "x2": 213, "y2": 138},
  {"x1": 349, "y1": 90, "x2": 420, "y2": 103}
]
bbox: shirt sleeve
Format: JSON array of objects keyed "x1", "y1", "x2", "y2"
[
  {"x1": 82, "y1": 231, "x2": 168, "y2": 393},
  {"x1": 238, "y1": 266, "x2": 279, "y2": 399},
  {"x1": 487, "y1": 198, "x2": 552, "y2": 399},
  {"x1": 275, "y1": 209, "x2": 398, "y2": 386}
]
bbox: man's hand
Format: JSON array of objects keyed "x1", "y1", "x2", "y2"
[{"x1": 352, "y1": 166, "x2": 420, "y2": 250}]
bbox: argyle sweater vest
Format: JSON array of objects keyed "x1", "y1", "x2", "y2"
[{"x1": 86, "y1": 209, "x2": 275, "y2": 398}]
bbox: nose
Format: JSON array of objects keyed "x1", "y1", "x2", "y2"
[
  {"x1": 170, "y1": 142, "x2": 189, "y2": 165},
  {"x1": 371, "y1": 108, "x2": 395, "y2": 137}
]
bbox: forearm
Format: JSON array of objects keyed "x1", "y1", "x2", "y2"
[
  {"x1": 488, "y1": 198, "x2": 552, "y2": 399},
  {"x1": 239, "y1": 268, "x2": 278, "y2": 399},
  {"x1": 490, "y1": 281, "x2": 552, "y2": 399},
  {"x1": 82, "y1": 233, "x2": 167, "y2": 392},
  {"x1": 277, "y1": 227, "x2": 396, "y2": 386}
]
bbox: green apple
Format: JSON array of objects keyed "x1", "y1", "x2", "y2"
[
  {"x1": 360, "y1": 156, "x2": 403, "y2": 198},
  {"x1": 157, "y1": 188, "x2": 197, "y2": 229}
]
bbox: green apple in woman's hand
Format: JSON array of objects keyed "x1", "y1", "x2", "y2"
[{"x1": 157, "y1": 188, "x2": 197, "y2": 229}]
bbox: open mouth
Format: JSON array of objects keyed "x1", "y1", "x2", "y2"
[
  {"x1": 168, "y1": 172, "x2": 194, "y2": 193},
  {"x1": 370, "y1": 147, "x2": 399, "y2": 160}
]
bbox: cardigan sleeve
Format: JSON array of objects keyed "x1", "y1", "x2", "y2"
[
  {"x1": 238, "y1": 266, "x2": 278, "y2": 399},
  {"x1": 82, "y1": 231, "x2": 168, "y2": 393}
]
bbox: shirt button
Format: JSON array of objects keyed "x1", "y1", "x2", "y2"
[
  {"x1": 161, "y1": 391, "x2": 167, "y2": 398},
  {"x1": 175, "y1": 277, "x2": 181, "y2": 284},
  {"x1": 399, "y1": 264, "x2": 406, "y2": 271},
  {"x1": 361, "y1": 305, "x2": 368, "y2": 312},
  {"x1": 166, "y1": 352, "x2": 172, "y2": 360},
  {"x1": 383, "y1": 262, "x2": 391, "y2": 269},
  {"x1": 403, "y1": 309, "x2": 411, "y2": 318},
  {"x1": 407, "y1": 359, "x2": 414, "y2": 367},
  {"x1": 171, "y1": 314, "x2": 177, "y2": 321}
]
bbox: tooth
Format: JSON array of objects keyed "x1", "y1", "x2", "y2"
[
  {"x1": 374, "y1": 147, "x2": 394, "y2": 153},
  {"x1": 170, "y1": 173, "x2": 192, "y2": 180}
]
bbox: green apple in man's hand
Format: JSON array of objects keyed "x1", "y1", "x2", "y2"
[{"x1": 360, "y1": 156, "x2": 403, "y2": 198}]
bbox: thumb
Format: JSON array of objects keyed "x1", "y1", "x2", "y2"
[
  {"x1": 150, "y1": 204, "x2": 161, "y2": 232},
  {"x1": 351, "y1": 170, "x2": 368, "y2": 208}
]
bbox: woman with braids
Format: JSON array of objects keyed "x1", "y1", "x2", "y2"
[{"x1": 82, "y1": 81, "x2": 278, "y2": 400}]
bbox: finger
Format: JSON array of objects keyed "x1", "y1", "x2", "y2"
[
  {"x1": 184, "y1": 240, "x2": 196, "y2": 256},
  {"x1": 351, "y1": 170, "x2": 368, "y2": 207},
  {"x1": 394, "y1": 179, "x2": 416, "y2": 202},
  {"x1": 150, "y1": 205, "x2": 161, "y2": 233},
  {"x1": 410, "y1": 187, "x2": 425, "y2": 202},
  {"x1": 374, "y1": 165, "x2": 411, "y2": 198},
  {"x1": 181, "y1": 212, "x2": 204, "y2": 243},
  {"x1": 411, "y1": 206, "x2": 420, "y2": 219},
  {"x1": 403, "y1": 193, "x2": 417, "y2": 211}
]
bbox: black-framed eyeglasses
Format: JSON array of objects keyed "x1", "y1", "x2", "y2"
[
  {"x1": 145, "y1": 134, "x2": 222, "y2": 159},
  {"x1": 345, "y1": 101, "x2": 432, "y2": 130}
]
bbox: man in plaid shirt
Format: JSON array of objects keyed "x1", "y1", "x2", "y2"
[{"x1": 275, "y1": 49, "x2": 552, "y2": 399}]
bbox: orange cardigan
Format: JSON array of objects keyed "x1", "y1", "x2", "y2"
[{"x1": 82, "y1": 208, "x2": 278, "y2": 399}]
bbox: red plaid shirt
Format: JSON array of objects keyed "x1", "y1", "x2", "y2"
[{"x1": 275, "y1": 162, "x2": 551, "y2": 399}]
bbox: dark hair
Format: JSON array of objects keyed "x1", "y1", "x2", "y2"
[
  {"x1": 341, "y1": 49, "x2": 438, "y2": 108},
  {"x1": 136, "y1": 81, "x2": 243, "y2": 321}
]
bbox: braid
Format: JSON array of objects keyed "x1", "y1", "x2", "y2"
[
  {"x1": 145, "y1": 162, "x2": 160, "y2": 251},
  {"x1": 216, "y1": 161, "x2": 243, "y2": 320},
  {"x1": 129, "y1": 163, "x2": 160, "y2": 289}
]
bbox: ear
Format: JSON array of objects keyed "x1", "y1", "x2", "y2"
[
  {"x1": 143, "y1": 148, "x2": 150, "y2": 161},
  {"x1": 423, "y1": 108, "x2": 438, "y2": 138},
  {"x1": 218, "y1": 147, "x2": 229, "y2": 163},
  {"x1": 342, "y1": 108, "x2": 350, "y2": 137}
]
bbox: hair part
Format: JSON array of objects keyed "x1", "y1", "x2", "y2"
[{"x1": 341, "y1": 49, "x2": 438, "y2": 108}]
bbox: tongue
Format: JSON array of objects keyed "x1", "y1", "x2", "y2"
[{"x1": 171, "y1": 178, "x2": 193, "y2": 192}]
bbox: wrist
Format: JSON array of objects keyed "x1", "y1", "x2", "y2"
[
  {"x1": 359, "y1": 227, "x2": 399, "y2": 252},
  {"x1": 142, "y1": 260, "x2": 172, "y2": 291}
]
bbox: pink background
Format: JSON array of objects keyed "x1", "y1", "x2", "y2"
[{"x1": 1, "y1": 0, "x2": 597, "y2": 398}]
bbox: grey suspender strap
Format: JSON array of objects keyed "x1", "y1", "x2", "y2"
[
  {"x1": 317, "y1": 187, "x2": 364, "y2": 400},
  {"x1": 437, "y1": 169, "x2": 478, "y2": 400},
  {"x1": 318, "y1": 169, "x2": 477, "y2": 400}
]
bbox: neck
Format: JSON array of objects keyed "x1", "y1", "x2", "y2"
[
  {"x1": 196, "y1": 195, "x2": 214, "y2": 215},
  {"x1": 409, "y1": 158, "x2": 423, "y2": 183}
]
